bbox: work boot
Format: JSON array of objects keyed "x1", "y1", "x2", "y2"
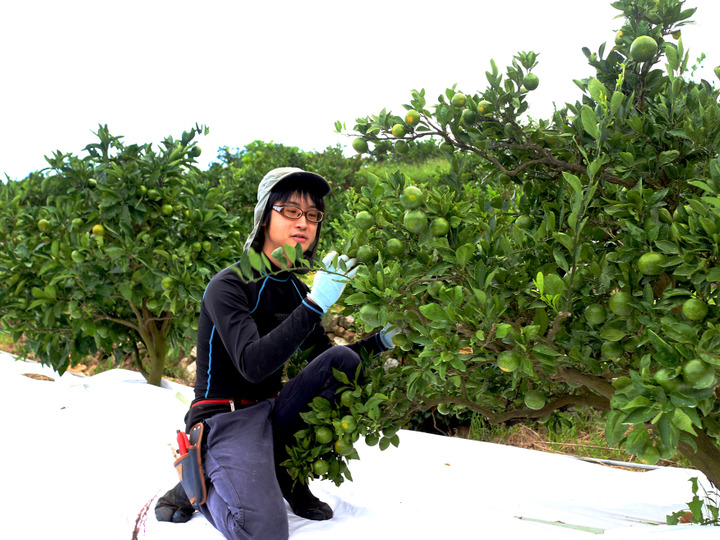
[
  {"x1": 276, "y1": 467, "x2": 333, "y2": 521},
  {"x1": 155, "y1": 482, "x2": 195, "y2": 523}
]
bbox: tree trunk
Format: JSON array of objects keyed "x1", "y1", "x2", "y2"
[
  {"x1": 678, "y1": 429, "x2": 720, "y2": 490},
  {"x1": 146, "y1": 325, "x2": 167, "y2": 387}
]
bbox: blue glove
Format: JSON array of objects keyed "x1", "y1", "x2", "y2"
[
  {"x1": 307, "y1": 252, "x2": 358, "y2": 313},
  {"x1": 379, "y1": 323, "x2": 402, "y2": 349}
]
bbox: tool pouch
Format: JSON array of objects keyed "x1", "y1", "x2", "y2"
[{"x1": 174, "y1": 423, "x2": 207, "y2": 506}]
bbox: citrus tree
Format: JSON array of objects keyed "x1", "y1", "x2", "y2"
[
  {"x1": 0, "y1": 125, "x2": 244, "y2": 386},
  {"x1": 338, "y1": 0, "x2": 720, "y2": 489}
]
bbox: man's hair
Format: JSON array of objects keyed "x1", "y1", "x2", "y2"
[{"x1": 260, "y1": 186, "x2": 326, "y2": 227}]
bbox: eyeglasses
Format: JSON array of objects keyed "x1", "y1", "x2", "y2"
[{"x1": 272, "y1": 205, "x2": 324, "y2": 223}]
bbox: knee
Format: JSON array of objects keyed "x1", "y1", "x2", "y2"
[
  {"x1": 333, "y1": 346, "x2": 361, "y2": 374},
  {"x1": 222, "y1": 503, "x2": 288, "y2": 540}
]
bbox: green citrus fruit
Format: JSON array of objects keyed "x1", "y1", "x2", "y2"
[
  {"x1": 654, "y1": 368, "x2": 682, "y2": 392},
  {"x1": 188, "y1": 146, "x2": 201, "y2": 158},
  {"x1": 630, "y1": 36, "x2": 658, "y2": 63},
  {"x1": 356, "y1": 245, "x2": 376, "y2": 264},
  {"x1": 638, "y1": 443, "x2": 660, "y2": 465},
  {"x1": 451, "y1": 93, "x2": 467, "y2": 107},
  {"x1": 38, "y1": 219, "x2": 50, "y2": 231},
  {"x1": 71, "y1": 250, "x2": 84, "y2": 264},
  {"x1": 615, "y1": 30, "x2": 624, "y2": 46},
  {"x1": 352, "y1": 138, "x2": 369, "y2": 154},
  {"x1": 71, "y1": 218, "x2": 83, "y2": 228},
  {"x1": 391, "y1": 124, "x2": 406, "y2": 138},
  {"x1": 161, "y1": 277, "x2": 174, "y2": 289},
  {"x1": 601, "y1": 340, "x2": 624, "y2": 360},
  {"x1": 365, "y1": 433, "x2": 380, "y2": 446},
  {"x1": 340, "y1": 391, "x2": 357, "y2": 408},
  {"x1": 313, "y1": 459, "x2": 330, "y2": 476},
  {"x1": 92, "y1": 224, "x2": 105, "y2": 237},
  {"x1": 392, "y1": 333, "x2": 412, "y2": 351},
  {"x1": 358, "y1": 304, "x2": 381, "y2": 327},
  {"x1": 161, "y1": 204, "x2": 173, "y2": 215},
  {"x1": 334, "y1": 437, "x2": 353, "y2": 456},
  {"x1": 403, "y1": 210, "x2": 427, "y2": 234},
  {"x1": 608, "y1": 291, "x2": 632, "y2": 316},
  {"x1": 138, "y1": 185, "x2": 147, "y2": 195},
  {"x1": 516, "y1": 215, "x2": 533, "y2": 229},
  {"x1": 497, "y1": 350, "x2": 521, "y2": 372},
  {"x1": 715, "y1": 66, "x2": 720, "y2": 81},
  {"x1": 88, "y1": 178, "x2": 98, "y2": 188},
  {"x1": 315, "y1": 426, "x2": 334, "y2": 445},
  {"x1": 585, "y1": 304, "x2": 606, "y2": 326},
  {"x1": 354, "y1": 211, "x2": 374, "y2": 230},
  {"x1": 147, "y1": 189, "x2": 160, "y2": 200},
  {"x1": 340, "y1": 415, "x2": 357, "y2": 433},
  {"x1": 682, "y1": 298, "x2": 708, "y2": 321},
  {"x1": 430, "y1": 217, "x2": 450, "y2": 237},
  {"x1": 400, "y1": 185, "x2": 424, "y2": 209},
  {"x1": 405, "y1": 109, "x2": 421, "y2": 126},
  {"x1": 395, "y1": 140, "x2": 409, "y2": 154},
  {"x1": 524, "y1": 390, "x2": 546, "y2": 410},
  {"x1": 682, "y1": 359, "x2": 715, "y2": 389},
  {"x1": 461, "y1": 109, "x2": 477, "y2": 125},
  {"x1": 386, "y1": 238, "x2": 404, "y2": 256},
  {"x1": 523, "y1": 73, "x2": 539, "y2": 90},
  {"x1": 637, "y1": 252, "x2": 666, "y2": 275},
  {"x1": 202, "y1": 240, "x2": 212, "y2": 251},
  {"x1": 440, "y1": 142, "x2": 454, "y2": 153},
  {"x1": 437, "y1": 402, "x2": 452, "y2": 415},
  {"x1": 477, "y1": 100, "x2": 493, "y2": 115}
]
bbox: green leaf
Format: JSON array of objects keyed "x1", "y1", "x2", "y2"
[
  {"x1": 600, "y1": 328, "x2": 626, "y2": 341},
  {"x1": 581, "y1": 105, "x2": 599, "y2": 140},
  {"x1": 658, "y1": 150, "x2": 679, "y2": 166},
  {"x1": 248, "y1": 249, "x2": 263, "y2": 272},
  {"x1": 344, "y1": 293, "x2": 368, "y2": 305},
  {"x1": 671, "y1": 408, "x2": 697, "y2": 435},
  {"x1": 419, "y1": 303, "x2": 448, "y2": 322},
  {"x1": 562, "y1": 172, "x2": 582, "y2": 195},
  {"x1": 657, "y1": 413, "x2": 679, "y2": 450},
  {"x1": 587, "y1": 78, "x2": 607, "y2": 105},
  {"x1": 610, "y1": 91, "x2": 624, "y2": 116},
  {"x1": 455, "y1": 244, "x2": 474, "y2": 266},
  {"x1": 605, "y1": 409, "x2": 627, "y2": 446}
]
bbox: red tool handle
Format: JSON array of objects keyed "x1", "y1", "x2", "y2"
[{"x1": 177, "y1": 430, "x2": 189, "y2": 455}]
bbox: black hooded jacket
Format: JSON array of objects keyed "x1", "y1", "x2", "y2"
[{"x1": 184, "y1": 262, "x2": 388, "y2": 429}]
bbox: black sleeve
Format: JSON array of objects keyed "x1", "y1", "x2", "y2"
[
  {"x1": 347, "y1": 332, "x2": 391, "y2": 359},
  {"x1": 202, "y1": 272, "x2": 324, "y2": 383}
]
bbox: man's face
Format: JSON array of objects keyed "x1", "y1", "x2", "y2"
[{"x1": 262, "y1": 192, "x2": 319, "y2": 262}]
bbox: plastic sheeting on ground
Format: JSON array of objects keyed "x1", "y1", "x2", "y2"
[{"x1": 2, "y1": 350, "x2": 717, "y2": 539}]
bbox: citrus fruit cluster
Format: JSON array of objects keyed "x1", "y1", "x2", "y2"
[{"x1": 285, "y1": 372, "x2": 401, "y2": 487}]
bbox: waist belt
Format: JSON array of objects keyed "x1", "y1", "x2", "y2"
[{"x1": 191, "y1": 398, "x2": 258, "y2": 412}]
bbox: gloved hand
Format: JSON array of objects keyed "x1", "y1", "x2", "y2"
[
  {"x1": 307, "y1": 251, "x2": 358, "y2": 313},
  {"x1": 155, "y1": 482, "x2": 195, "y2": 523},
  {"x1": 379, "y1": 323, "x2": 402, "y2": 349}
]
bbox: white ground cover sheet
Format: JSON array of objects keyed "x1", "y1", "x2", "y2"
[{"x1": 2, "y1": 350, "x2": 717, "y2": 539}]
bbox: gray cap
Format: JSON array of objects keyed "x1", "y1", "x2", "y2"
[{"x1": 243, "y1": 167, "x2": 331, "y2": 265}]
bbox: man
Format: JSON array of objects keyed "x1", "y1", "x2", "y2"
[{"x1": 156, "y1": 167, "x2": 398, "y2": 539}]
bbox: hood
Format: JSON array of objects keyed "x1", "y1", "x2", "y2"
[{"x1": 243, "y1": 167, "x2": 331, "y2": 268}]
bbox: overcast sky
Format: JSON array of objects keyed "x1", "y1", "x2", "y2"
[{"x1": 1, "y1": 0, "x2": 718, "y2": 182}]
